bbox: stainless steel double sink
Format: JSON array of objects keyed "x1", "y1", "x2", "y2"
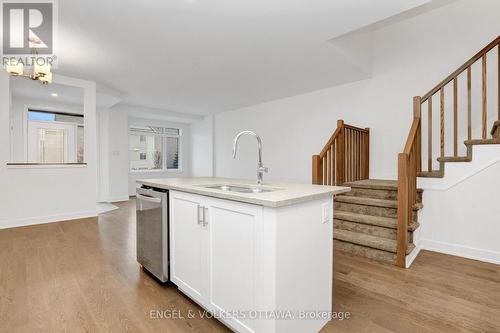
[{"x1": 201, "y1": 184, "x2": 276, "y2": 194}]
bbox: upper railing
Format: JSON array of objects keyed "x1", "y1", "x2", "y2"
[
  {"x1": 396, "y1": 35, "x2": 500, "y2": 268},
  {"x1": 312, "y1": 120, "x2": 370, "y2": 185}
]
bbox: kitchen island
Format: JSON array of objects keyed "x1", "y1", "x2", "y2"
[{"x1": 137, "y1": 177, "x2": 349, "y2": 333}]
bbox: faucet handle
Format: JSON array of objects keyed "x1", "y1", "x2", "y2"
[{"x1": 259, "y1": 166, "x2": 269, "y2": 173}]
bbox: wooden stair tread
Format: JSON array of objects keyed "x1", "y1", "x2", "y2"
[
  {"x1": 343, "y1": 179, "x2": 423, "y2": 192},
  {"x1": 334, "y1": 211, "x2": 419, "y2": 231},
  {"x1": 437, "y1": 156, "x2": 471, "y2": 163},
  {"x1": 464, "y1": 138, "x2": 500, "y2": 146},
  {"x1": 335, "y1": 196, "x2": 397, "y2": 208},
  {"x1": 336, "y1": 195, "x2": 423, "y2": 211},
  {"x1": 344, "y1": 179, "x2": 397, "y2": 190},
  {"x1": 334, "y1": 229, "x2": 415, "y2": 254},
  {"x1": 417, "y1": 170, "x2": 444, "y2": 178}
]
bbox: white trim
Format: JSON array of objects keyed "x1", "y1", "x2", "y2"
[
  {"x1": 0, "y1": 210, "x2": 98, "y2": 230},
  {"x1": 405, "y1": 245, "x2": 421, "y2": 268},
  {"x1": 420, "y1": 239, "x2": 500, "y2": 266},
  {"x1": 420, "y1": 158, "x2": 500, "y2": 191},
  {"x1": 406, "y1": 226, "x2": 422, "y2": 268},
  {"x1": 23, "y1": 104, "x2": 28, "y2": 160}
]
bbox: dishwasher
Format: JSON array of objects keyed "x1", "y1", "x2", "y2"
[{"x1": 136, "y1": 185, "x2": 169, "y2": 282}]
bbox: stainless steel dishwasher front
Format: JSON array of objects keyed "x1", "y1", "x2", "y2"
[{"x1": 136, "y1": 185, "x2": 169, "y2": 282}]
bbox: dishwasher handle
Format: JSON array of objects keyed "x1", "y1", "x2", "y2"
[{"x1": 137, "y1": 193, "x2": 162, "y2": 204}]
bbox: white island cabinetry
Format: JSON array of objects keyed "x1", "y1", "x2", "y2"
[{"x1": 169, "y1": 189, "x2": 337, "y2": 333}]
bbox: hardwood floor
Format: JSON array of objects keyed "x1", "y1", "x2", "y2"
[{"x1": 1, "y1": 199, "x2": 499, "y2": 333}]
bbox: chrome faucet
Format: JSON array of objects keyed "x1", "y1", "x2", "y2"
[{"x1": 232, "y1": 131, "x2": 269, "y2": 185}]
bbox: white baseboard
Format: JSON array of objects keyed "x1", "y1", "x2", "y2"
[
  {"x1": 420, "y1": 239, "x2": 500, "y2": 265},
  {"x1": 0, "y1": 210, "x2": 98, "y2": 230},
  {"x1": 406, "y1": 245, "x2": 421, "y2": 268}
]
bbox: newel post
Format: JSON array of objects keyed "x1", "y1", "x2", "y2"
[
  {"x1": 364, "y1": 127, "x2": 370, "y2": 179},
  {"x1": 336, "y1": 120, "x2": 345, "y2": 185},
  {"x1": 396, "y1": 153, "x2": 409, "y2": 268},
  {"x1": 413, "y1": 96, "x2": 422, "y2": 173},
  {"x1": 312, "y1": 155, "x2": 323, "y2": 185}
]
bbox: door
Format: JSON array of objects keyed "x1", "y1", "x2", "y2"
[
  {"x1": 205, "y1": 198, "x2": 264, "y2": 333},
  {"x1": 170, "y1": 191, "x2": 206, "y2": 303},
  {"x1": 27, "y1": 121, "x2": 77, "y2": 163}
]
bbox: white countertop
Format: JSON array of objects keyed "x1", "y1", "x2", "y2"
[{"x1": 137, "y1": 177, "x2": 350, "y2": 208}]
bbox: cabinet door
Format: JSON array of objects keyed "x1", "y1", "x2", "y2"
[
  {"x1": 170, "y1": 191, "x2": 206, "y2": 303},
  {"x1": 205, "y1": 198, "x2": 264, "y2": 333}
]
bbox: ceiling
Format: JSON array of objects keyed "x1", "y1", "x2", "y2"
[
  {"x1": 53, "y1": 0, "x2": 432, "y2": 115},
  {"x1": 11, "y1": 77, "x2": 84, "y2": 107}
]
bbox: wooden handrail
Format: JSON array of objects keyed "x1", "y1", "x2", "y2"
[
  {"x1": 422, "y1": 35, "x2": 500, "y2": 102},
  {"x1": 313, "y1": 120, "x2": 369, "y2": 185},
  {"x1": 403, "y1": 119, "x2": 421, "y2": 154},
  {"x1": 319, "y1": 127, "x2": 341, "y2": 158},
  {"x1": 397, "y1": 35, "x2": 500, "y2": 268},
  {"x1": 344, "y1": 124, "x2": 370, "y2": 133}
]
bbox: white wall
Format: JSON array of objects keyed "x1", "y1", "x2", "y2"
[
  {"x1": 213, "y1": 0, "x2": 500, "y2": 183},
  {"x1": 0, "y1": 72, "x2": 98, "y2": 228},
  {"x1": 101, "y1": 107, "x2": 130, "y2": 202},
  {"x1": 97, "y1": 107, "x2": 110, "y2": 202},
  {"x1": 98, "y1": 104, "x2": 192, "y2": 201},
  {"x1": 418, "y1": 145, "x2": 500, "y2": 265},
  {"x1": 190, "y1": 115, "x2": 214, "y2": 177}
]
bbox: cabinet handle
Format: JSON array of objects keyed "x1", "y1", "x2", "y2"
[
  {"x1": 202, "y1": 207, "x2": 208, "y2": 227},
  {"x1": 197, "y1": 205, "x2": 204, "y2": 225}
]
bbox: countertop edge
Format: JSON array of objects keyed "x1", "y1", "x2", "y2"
[{"x1": 136, "y1": 179, "x2": 350, "y2": 208}]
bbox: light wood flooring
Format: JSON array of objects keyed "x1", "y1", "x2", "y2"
[{"x1": 0, "y1": 199, "x2": 499, "y2": 333}]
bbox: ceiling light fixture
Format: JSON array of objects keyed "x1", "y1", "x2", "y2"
[
  {"x1": 51, "y1": 93, "x2": 58, "y2": 97},
  {"x1": 4, "y1": 39, "x2": 53, "y2": 84}
]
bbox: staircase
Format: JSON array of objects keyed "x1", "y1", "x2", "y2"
[
  {"x1": 327, "y1": 114, "x2": 499, "y2": 267},
  {"x1": 418, "y1": 119, "x2": 500, "y2": 179},
  {"x1": 313, "y1": 35, "x2": 500, "y2": 268},
  {"x1": 333, "y1": 179, "x2": 421, "y2": 265},
  {"x1": 311, "y1": 121, "x2": 424, "y2": 266}
]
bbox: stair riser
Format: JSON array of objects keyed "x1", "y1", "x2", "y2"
[
  {"x1": 342, "y1": 188, "x2": 422, "y2": 202},
  {"x1": 334, "y1": 220, "x2": 414, "y2": 242},
  {"x1": 334, "y1": 240, "x2": 395, "y2": 265},
  {"x1": 342, "y1": 188, "x2": 397, "y2": 200},
  {"x1": 334, "y1": 201, "x2": 418, "y2": 220}
]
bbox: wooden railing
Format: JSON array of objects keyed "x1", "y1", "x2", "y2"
[
  {"x1": 396, "y1": 100, "x2": 421, "y2": 267},
  {"x1": 312, "y1": 120, "x2": 370, "y2": 185},
  {"x1": 396, "y1": 35, "x2": 500, "y2": 268}
]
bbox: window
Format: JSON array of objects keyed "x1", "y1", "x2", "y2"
[
  {"x1": 26, "y1": 110, "x2": 85, "y2": 164},
  {"x1": 28, "y1": 111, "x2": 56, "y2": 122},
  {"x1": 129, "y1": 125, "x2": 181, "y2": 171},
  {"x1": 166, "y1": 137, "x2": 179, "y2": 169}
]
